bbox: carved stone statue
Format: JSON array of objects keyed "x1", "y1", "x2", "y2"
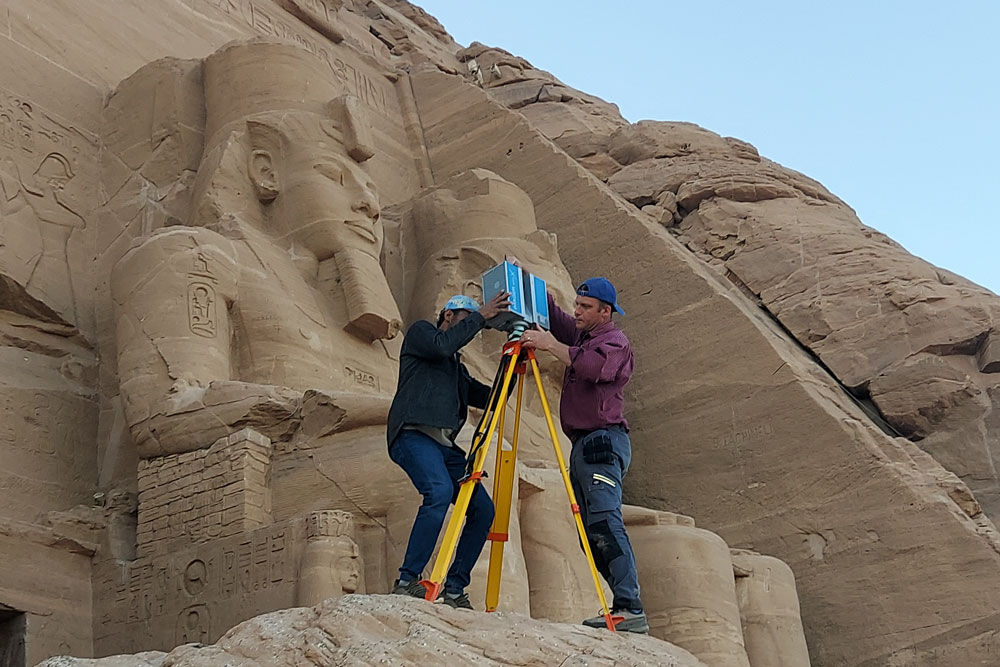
[
  {"x1": 297, "y1": 510, "x2": 364, "y2": 606},
  {"x1": 111, "y1": 40, "x2": 402, "y2": 458},
  {"x1": 624, "y1": 506, "x2": 752, "y2": 667},
  {"x1": 393, "y1": 167, "x2": 577, "y2": 460}
]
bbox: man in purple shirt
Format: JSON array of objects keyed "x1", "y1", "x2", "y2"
[{"x1": 520, "y1": 276, "x2": 647, "y2": 634}]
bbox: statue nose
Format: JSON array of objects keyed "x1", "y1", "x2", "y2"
[{"x1": 352, "y1": 191, "x2": 379, "y2": 219}]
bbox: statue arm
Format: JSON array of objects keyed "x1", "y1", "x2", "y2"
[{"x1": 113, "y1": 228, "x2": 303, "y2": 457}]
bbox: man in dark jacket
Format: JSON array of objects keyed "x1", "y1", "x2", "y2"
[{"x1": 387, "y1": 291, "x2": 510, "y2": 609}]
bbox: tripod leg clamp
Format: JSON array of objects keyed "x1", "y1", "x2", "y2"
[{"x1": 459, "y1": 470, "x2": 487, "y2": 485}]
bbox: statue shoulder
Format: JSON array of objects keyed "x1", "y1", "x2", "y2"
[{"x1": 112, "y1": 226, "x2": 241, "y2": 302}]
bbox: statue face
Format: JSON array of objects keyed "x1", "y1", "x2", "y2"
[
  {"x1": 337, "y1": 555, "x2": 361, "y2": 593},
  {"x1": 332, "y1": 538, "x2": 362, "y2": 593},
  {"x1": 274, "y1": 137, "x2": 382, "y2": 262}
]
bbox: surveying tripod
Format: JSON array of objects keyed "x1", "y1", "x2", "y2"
[{"x1": 419, "y1": 335, "x2": 621, "y2": 631}]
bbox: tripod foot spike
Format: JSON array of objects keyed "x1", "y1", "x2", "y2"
[{"x1": 420, "y1": 579, "x2": 442, "y2": 602}]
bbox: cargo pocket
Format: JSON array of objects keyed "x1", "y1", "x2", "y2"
[{"x1": 585, "y1": 471, "x2": 621, "y2": 513}]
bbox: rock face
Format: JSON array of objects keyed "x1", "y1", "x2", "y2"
[
  {"x1": 460, "y1": 46, "x2": 1000, "y2": 521},
  {"x1": 39, "y1": 595, "x2": 706, "y2": 667},
  {"x1": 0, "y1": 1, "x2": 999, "y2": 666}
]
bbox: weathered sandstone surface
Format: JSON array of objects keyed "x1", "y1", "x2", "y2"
[{"x1": 38, "y1": 594, "x2": 705, "y2": 667}]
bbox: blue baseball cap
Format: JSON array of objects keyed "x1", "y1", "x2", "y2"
[
  {"x1": 576, "y1": 277, "x2": 625, "y2": 315},
  {"x1": 442, "y1": 294, "x2": 480, "y2": 312}
]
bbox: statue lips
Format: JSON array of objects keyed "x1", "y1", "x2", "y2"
[{"x1": 345, "y1": 218, "x2": 377, "y2": 244}]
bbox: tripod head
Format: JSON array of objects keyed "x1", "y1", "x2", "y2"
[{"x1": 506, "y1": 319, "x2": 530, "y2": 342}]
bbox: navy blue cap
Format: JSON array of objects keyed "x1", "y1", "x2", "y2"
[{"x1": 576, "y1": 277, "x2": 625, "y2": 315}]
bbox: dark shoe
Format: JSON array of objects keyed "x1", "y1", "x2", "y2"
[
  {"x1": 441, "y1": 590, "x2": 474, "y2": 610},
  {"x1": 392, "y1": 578, "x2": 430, "y2": 599},
  {"x1": 582, "y1": 609, "x2": 649, "y2": 634}
]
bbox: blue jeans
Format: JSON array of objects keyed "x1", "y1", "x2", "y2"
[
  {"x1": 570, "y1": 426, "x2": 643, "y2": 612},
  {"x1": 390, "y1": 429, "x2": 495, "y2": 594}
]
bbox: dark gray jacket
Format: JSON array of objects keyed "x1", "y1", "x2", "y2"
[{"x1": 386, "y1": 313, "x2": 492, "y2": 450}]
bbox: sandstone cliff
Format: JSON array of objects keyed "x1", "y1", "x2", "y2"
[{"x1": 1, "y1": 1, "x2": 999, "y2": 666}]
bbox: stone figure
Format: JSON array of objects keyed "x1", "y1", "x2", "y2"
[
  {"x1": 731, "y1": 549, "x2": 812, "y2": 667},
  {"x1": 297, "y1": 510, "x2": 364, "y2": 606},
  {"x1": 0, "y1": 152, "x2": 84, "y2": 322},
  {"x1": 517, "y1": 461, "x2": 611, "y2": 622},
  {"x1": 111, "y1": 40, "x2": 402, "y2": 458},
  {"x1": 384, "y1": 168, "x2": 586, "y2": 611},
  {"x1": 624, "y1": 506, "x2": 751, "y2": 667},
  {"x1": 395, "y1": 167, "x2": 577, "y2": 458}
]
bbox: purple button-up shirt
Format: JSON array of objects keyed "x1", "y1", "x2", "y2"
[{"x1": 547, "y1": 293, "x2": 634, "y2": 437}]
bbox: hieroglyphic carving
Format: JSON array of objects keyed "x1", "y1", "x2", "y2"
[
  {"x1": 0, "y1": 87, "x2": 98, "y2": 322},
  {"x1": 280, "y1": 0, "x2": 345, "y2": 43},
  {"x1": 0, "y1": 110, "x2": 15, "y2": 148},
  {"x1": 96, "y1": 520, "x2": 302, "y2": 650},
  {"x1": 188, "y1": 283, "x2": 217, "y2": 337},
  {"x1": 344, "y1": 366, "x2": 378, "y2": 390},
  {"x1": 183, "y1": 559, "x2": 208, "y2": 596},
  {"x1": 0, "y1": 89, "x2": 94, "y2": 165},
  {"x1": 187, "y1": 252, "x2": 219, "y2": 337},
  {"x1": 176, "y1": 605, "x2": 211, "y2": 643},
  {"x1": 198, "y1": 0, "x2": 393, "y2": 113}
]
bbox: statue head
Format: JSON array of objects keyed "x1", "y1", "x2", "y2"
[
  {"x1": 183, "y1": 39, "x2": 401, "y2": 341},
  {"x1": 405, "y1": 169, "x2": 576, "y2": 324},
  {"x1": 245, "y1": 105, "x2": 381, "y2": 262},
  {"x1": 305, "y1": 509, "x2": 363, "y2": 595},
  {"x1": 194, "y1": 40, "x2": 381, "y2": 263},
  {"x1": 332, "y1": 537, "x2": 362, "y2": 593}
]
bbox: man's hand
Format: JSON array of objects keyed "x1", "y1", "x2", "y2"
[
  {"x1": 480, "y1": 291, "x2": 512, "y2": 320},
  {"x1": 520, "y1": 329, "x2": 556, "y2": 352},
  {"x1": 521, "y1": 328, "x2": 572, "y2": 366}
]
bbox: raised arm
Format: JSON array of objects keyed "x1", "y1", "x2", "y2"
[
  {"x1": 547, "y1": 292, "x2": 577, "y2": 345},
  {"x1": 404, "y1": 314, "x2": 486, "y2": 360}
]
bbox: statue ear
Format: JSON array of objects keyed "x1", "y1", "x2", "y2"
[
  {"x1": 246, "y1": 119, "x2": 281, "y2": 202},
  {"x1": 249, "y1": 149, "x2": 279, "y2": 202}
]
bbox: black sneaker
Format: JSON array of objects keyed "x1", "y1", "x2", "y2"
[
  {"x1": 582, "y1": 609, "x2": 649, "y2": 634},
  {"x1": 441, "y1": 590, "x2": 474, "y2": 610},
  {"x1": 392, "y1": 578, "x2": 430, "y2": 599}
]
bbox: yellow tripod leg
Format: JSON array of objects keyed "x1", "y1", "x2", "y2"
[
  {"x1": 420, "y1": 346, "x2": 521, "y2": 601},
  {"x1": 527, "y1": 354, "x2": 616, "y2": 631},
  {"x1": 485, "y1": 368, "x2": 524, "y2": 611}
]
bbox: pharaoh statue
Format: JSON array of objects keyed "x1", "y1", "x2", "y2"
[
  {"x1": 297, "y1": 510, "x2": 364, "y2": 606},
  {"x1": 393, "y1": 167, "x2": 577, "y2": 458},
  {"x1": 383, "y1": 168, "x2": 583, "y2": 613},
  {"x1": 109, "y1": 40, "x2": 618, "y2": 605},
  {"x1": 111, "y1": 40, "x2": 403, "y2": 459}
]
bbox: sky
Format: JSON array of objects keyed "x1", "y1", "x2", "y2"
[{"x1": 415, "y1": 1, "x2": 999, "y2": 295}]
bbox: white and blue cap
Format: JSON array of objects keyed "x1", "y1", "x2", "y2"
[{"x1": 442, "y1": 294, "x2": 480, "y2": 313}]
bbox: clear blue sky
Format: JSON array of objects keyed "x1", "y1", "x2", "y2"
[{"x1": 416, "y1": 1, "x2": 999, "y2": 295}]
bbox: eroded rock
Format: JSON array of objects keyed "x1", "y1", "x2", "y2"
[{"x1": 39, "y1": 595, "x2": 705, "y2": 667}]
